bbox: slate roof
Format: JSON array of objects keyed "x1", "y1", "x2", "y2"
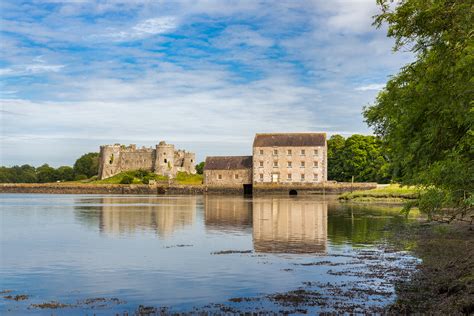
[
  {"x1": 204, "y1": 156, "x2": 253, "y2": 170},
  {"x1": 253, "y1": 133, "x2": 326, "y2": 147}
]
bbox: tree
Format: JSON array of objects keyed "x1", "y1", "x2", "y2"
[
  {"x1": 327, "y1": 135, "x2": 346, "y2": 181},
  {"x1": 57, "y1": 166, "x2": 75, "y2": 181},
  {"x1": 364, "y1": 0, "x2": 473, "y2": 217},
  {"x1": 327, "y1": 134, "x2": 390, "y2": 183},
  {"x1": 195, "y1": 162, "x2": 205, "y2": 175},
  {"x1": 36, "y1": 164, "x2": 59, "y2": 183},
  {"x1": 73, "y1": 152, "x2": 99, "y2": 179}
]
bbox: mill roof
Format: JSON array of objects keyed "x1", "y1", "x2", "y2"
[
  {"x1": 253, "y1": 133, "x2": 326, "y2": 147},
  {"x1": 204, "y1": 156, "x2": 253, "y2": 170}
]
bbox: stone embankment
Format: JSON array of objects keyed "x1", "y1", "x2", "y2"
[{"x1": 0, "y1": 182, "x2": 377, "y2": 195}]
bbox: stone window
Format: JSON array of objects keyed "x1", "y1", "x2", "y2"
[
  {"x1": 259, "y1": 161, "x2": 264, "y2": 168},
  {"x1": 164, "y1": 158, "x2": 167, "y2": 163},
  {"x1": 235, "y1": 174, "x2": 239, "y2": 179},
  {"x1": 218, "y1": 174, "x2": 222, "y2": 180},
  {"x1": 314, "y1": 173, "x2": 319, "y2": 181},
  {"x1": 287, "y1": 161, "x2": 292, "y2": 168},
  {"x1": 314, "y1": 161, "x2": 318, "y2": 167},
  {"x1": 314, "y1": 149, "x2": 318, "y2": 156},
  {"x1": 301, "y1": 149, "x2": 306, "y2": 156},
  {"x1": 287, "y1": 149, "x2": 292, "y2": 155},
  {"x1": 259, "y1": 174, "x2": 264, "y2": 181},
  {"x1": 301, "y1": 174, "x2": 305, "y2": 180},
  {"x1": 287, "y1": 173, "x2": 292, "y2": 180},
  {"x1": 191, "y1": 159, "x2": 193, "y2": 162},
  {"x1": 273, "y1": 149, "x2": 278, "y2": 155},
  {"x1": 300, "y1": 161, "x2": 305, "y2": 168},
  {"x1": 259, "y1": 149, "x2": 264, "y2": 155},
  {"x1": 273, "y1": 161, "x2": 278, "y2": 167}
]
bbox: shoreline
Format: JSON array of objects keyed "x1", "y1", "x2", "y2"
[{"x1": 0, "y1": 182, "x2": 377, "y2": 195}]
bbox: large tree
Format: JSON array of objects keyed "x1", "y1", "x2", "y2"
[
  {"x1": 364, "y1": 0, "x2": 473, "y2": 212},
  {"x1": 73, "y1": 152, "x2": 100, "y2": 179}
]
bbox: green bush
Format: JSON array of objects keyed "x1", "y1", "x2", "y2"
[{"x1": 120, "y1": 175, "x2": 134, "y2": 184}]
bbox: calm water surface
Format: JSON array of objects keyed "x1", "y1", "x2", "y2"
[{"x1": 0, "y1": 194, "x2": 420, "y2": 314}]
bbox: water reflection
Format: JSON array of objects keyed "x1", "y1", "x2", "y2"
[
  {"x1": 204, "y1": 196, "x2": 252, "y2": 233},
  {"x1": 252, "y1": 198, "x2": 328, "y2": 254},
  {"x1": 76, "y1": 196, "x2": 197, "y2": 237}
]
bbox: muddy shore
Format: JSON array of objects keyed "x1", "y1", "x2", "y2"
[{"x1": 388, "y1": 221, "x2": 474, "y2": 314}]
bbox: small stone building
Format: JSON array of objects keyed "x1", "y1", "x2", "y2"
[
  {"x1": 252, "y1": 133, "x2": 327, "y2": 184},
  {"x1": 98, "y1": 141, "x2": 195, "y2": 180},
  {"x1": 203, "y1": 156, "x2": 253, "y2": 190}
]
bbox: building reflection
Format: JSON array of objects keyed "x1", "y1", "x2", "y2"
[
  {"x1": 98, "y1": 196, "x2": 197, "y2": 237},
  {"x1": 204, "y1": 195, "x2": 252, "y2": 232},
  {"x1": 252, "y1": 197, "x2": 328, "y2": 254}
]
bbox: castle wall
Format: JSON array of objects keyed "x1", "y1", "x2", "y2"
[{"x1": 98, "y1": 142, "x2": 196, "y2": 180}]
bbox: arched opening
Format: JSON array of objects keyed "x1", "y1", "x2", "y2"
[{"x1": 289, "y1": 189, "x2": 298, "y2": 196}]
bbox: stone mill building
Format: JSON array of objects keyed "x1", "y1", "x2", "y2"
[
  {"x1": 98, "y1": 141, "x2": 196, "y2": 180},
  {"x1": 204, "y1": 133, "x2": 327, "y2": 191}
]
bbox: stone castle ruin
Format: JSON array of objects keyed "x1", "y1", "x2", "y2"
[{"x1": 98, "y1": 141, "x2": 196, "y2": 180}]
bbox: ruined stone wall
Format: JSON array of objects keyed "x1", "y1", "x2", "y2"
[
  {"x1": 204, "y1": 169, "x2": 252, "y2": 186},
  {"x1": 252, "y1": 145, "x2": 327, "y2": 184},
  {"x1": 99, "y1": 145, "x2": 155, "y2": 179}
]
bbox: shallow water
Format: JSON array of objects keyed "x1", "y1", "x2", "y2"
[{"x1": 0, "y1": 194, "x2": 420, "y2": 314}]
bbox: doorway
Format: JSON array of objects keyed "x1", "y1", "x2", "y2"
[{"x1": 243, "y1": 184, "x2": 253, "y2": 195}]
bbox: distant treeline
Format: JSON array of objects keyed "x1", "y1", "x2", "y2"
[
  {"x1": 0, "y1": 153, "x2": 99, "y2": 183},
  {"x1": 1, "y1": 134, "x2": 390, "y2": 183}
]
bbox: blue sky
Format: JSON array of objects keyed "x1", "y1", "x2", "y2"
[{"x1": 0, "y1": 0, "x2": 411, "y2": 166}]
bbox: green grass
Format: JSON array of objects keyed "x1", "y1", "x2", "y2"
[
  {"x1": 90, "y1": 170, "x2": 168, "y2": 184},
  {"x1": 339, "y1": 184, "x2": 421, "y2": 201},
  {"x1": 175, "y1": 172, "x2": 203, "y2": 185}
]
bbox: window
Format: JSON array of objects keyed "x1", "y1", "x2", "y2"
[
  {"x1": 287, "y1": 173, "x2": 292, "y2": 180},
  {"x1": 287, "y1": 149, "x2": 292, "y2": 155},
  {"x1": 235, "y1": 174, "x2": 239, "y2": 179},
  {"x1": 301, "y1": 174, "x2": 305, "y2": 180},
  {"x1": 218, "y1": 174, "x2": 222, "y2": 180},
  {"x1": 287, "y1": 161, "x2": 292, "y2": 168},
  {"x1": 164, "y1": 158, "x2": 167, "y2": 163},
  {"x1": 314, "y1": 173, "x2": 319, "y2": 181},
  {"x1": 191, "y1": 159, "x2": 193, "y2": 162},
  {"x1": 259, "y1": 161, "x2": 264, "y2": 167},
  {"x1": 273, "y1": 161, "x2": 278, "y2": 167},
  {"x1": 259, "y1": 174, "x2": 264, "y2": 180},
  {"x1": 301, "y1": 149, "x2": 306, "y2": 156},
  {"x1": 314, "y1": 149, "x2": 318, "y2": 156},
  {"x1": 314, "y1": 161, "x2": 318, "y2": 167},
  {"x1": 273, "y1": 149, "x2": 278, "y2": 155},
  {"x1": 300, "y1": 161, "x2": 305, "y2": 168},
  {"x1": 259, "y1": 149, "x2": 264, "y2": 155}
]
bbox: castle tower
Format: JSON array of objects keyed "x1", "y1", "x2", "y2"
[
  {"x1": 183, "y1": 152, "x2": 196, "y2": 174},
  {"x1": 98, "y1": 144, "x2": 122, "y2": 179},
  {"x1": 155, "y1": 141, "x2": 175, "y2": 177}
]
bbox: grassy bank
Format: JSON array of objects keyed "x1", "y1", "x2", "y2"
[
  {"x1": 388, "y1": 222, "x2": 474, "y2": 314},
  {"x1": 86, "y1": 171, "x2": 203, "y2": 186},
  {"x1": 339, "y1": 184, "x2": 420, "y2": 202}
]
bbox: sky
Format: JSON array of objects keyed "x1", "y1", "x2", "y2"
[{"x1": 0, "y1": 0, "x2": 411, "y2": 167}]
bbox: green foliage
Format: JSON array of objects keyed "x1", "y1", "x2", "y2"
[
  {"x1": 175, "y1": 172, "x2": 203, "y2": 185},
  {"x1": 0, "y1": 165, "x2": 37, "y2": 183},
  {"x1": 328, "y1": 134, "x2": 391, "y2": 183},
  {"x1": 36, "y1": 164, "x2": 59, "y2": 183},
  {"x1": 73, "y1": 152, "x2": 99, "y2": 178},
  {"x1": 365, "y1": 0, "x2": 473, "y2": 217},
  {"x1": 57, "y1": 166, "x2": 75, "y2": 181},
  {"x1": 195, "y1": 161, "x2": 205, "y2": 175},
  {"x1": 120, "y1": 174, "x2": 134, "y2": 184},
  {"x1": 74, "y1": 174, "x2": 88, "y2": 181},
  {"x1": 92, "y1": 170, "x2": 168, "y2": 184}
]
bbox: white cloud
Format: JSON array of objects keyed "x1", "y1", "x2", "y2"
[
  {"x1": 100, "y1": 17, "x2": 178, "y2": 41},
  {"x1": 355, "y1": 83, "x2": 385, "y2": 91}
]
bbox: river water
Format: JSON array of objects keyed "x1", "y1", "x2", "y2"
[{"x1": 0, "y1": 194, "x2": 420, "y2": 314}]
